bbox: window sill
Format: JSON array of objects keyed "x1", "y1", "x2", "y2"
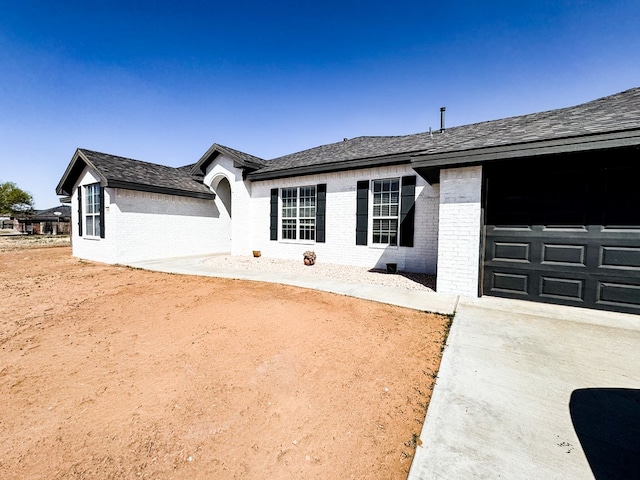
[
  {"x1": 369, "y1": 244, "x2": 399, "y2": 250},
  {"x1": 279, "y1": 240, "x2": 316, "y2": 245},
  {"x1": 82, "y1": 236, "x2": 101, "y2": 241}
]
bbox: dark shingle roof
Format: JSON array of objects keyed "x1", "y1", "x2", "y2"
[
  {"x1": 190, "y1": 143, "x2": 268, "y2": 176},
  {"x1": 32, "y1": 205, "x2": 71, "y2": 221},
  {"x1": 215, "y1": 144, "x2": 268, "y2": 168},
  {"x1": 56, "y1": 149, "x2": 214, "y2": 199},
  {"x1": 248, "y1": 87, "x2": 640, "y2": 179},
  {"x1": 80, "y1": 149, "x2": 213, "y2": 197},
  {"x1": 58, "y1": 87, "x2": 640, "y2": 191}
]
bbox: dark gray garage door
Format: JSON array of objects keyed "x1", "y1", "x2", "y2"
[{"x1": 483, "y1": 149, "x2": 640, "y2": 314}]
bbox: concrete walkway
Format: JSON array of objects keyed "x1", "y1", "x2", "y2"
[
  {"x1": 126, "y1": 254, "x2": 459, "y2": 315},
  {"x1": 127, "y1": 254, "x2": 640, "y2": 479}
]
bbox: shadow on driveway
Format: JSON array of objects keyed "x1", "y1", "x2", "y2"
[{"x1": 570, "y1": 388, "x2": 640, "y2": 480}]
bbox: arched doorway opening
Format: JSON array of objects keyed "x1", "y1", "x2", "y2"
[
  {"x1": 210, "y1": 175, "x2": 233, "y2": 252},
  {"x1": 215, "y1": 177, "x2": 232, "y2": 219}
]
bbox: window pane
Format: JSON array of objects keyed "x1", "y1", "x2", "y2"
[
  {"x1": 86, "y1": 216, "x2": 94, "y2": 236},
  {"x1": 299, "y1": 219, "x2": 315, "y2": 240},
  {"x1": 373, "y1": 220, "x2": 398, "y2": 245},
  {"x1": 299, "y1": 186, "x2": 316, "y2": 219},
  {"x1": 281, "y1": 188, "x2": 297, "y2": 218},
  {"x1": 86, "y1": 184, "x2": 100, "y2": 214},
  {"x1": 86, "y1": 188, "x2": 94, "y2": 214},
  {"x1": 372, "y1": 178, "x2": 400, "y2": 243},
  {"x1": 282, "y1": 219, "x2": 296, "y2": 239}
]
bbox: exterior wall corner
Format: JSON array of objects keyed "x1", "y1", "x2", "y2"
[{"x1": 436, "y1": 165, "x2": 483, "y2": 297}]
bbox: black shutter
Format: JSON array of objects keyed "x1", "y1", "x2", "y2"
[
  {"x1": 316, "y1": 184, "x2": 326, "y2": 243},
  {"x1": 400, "y1": 175, "x2": 416, "y2": 247},
  {"x1": 270, "y1": 188, "x2": 278, "y2": 241},
  {"x1": 356, "y1": 180, "x2": 368, "y2": 245},
  {"x1": 99, "y1": 186, "x2": 105, "y2": 239},
  {"x1": 77, "y1": 186, "x2": 83, "y2": 237}
]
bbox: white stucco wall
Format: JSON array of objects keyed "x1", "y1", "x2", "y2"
[
  {"x1": 249, "y1": 164, "x2": 440, "y2": 273},
  {"x1": 70, "y1": 167, "x2": 228, "y2": 264},
  {"x1": 436, "y1": 165, "x2": 483, "y2": 297}
]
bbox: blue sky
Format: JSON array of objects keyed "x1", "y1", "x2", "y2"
[{"x1": 1, "y1": 0, "x2": 639, "y2": 209}]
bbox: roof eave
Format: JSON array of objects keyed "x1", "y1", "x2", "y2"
[
  {"x1": 247, "y1": 153, "x2": 413, "y2": 181},
  {"x1": 106, "y1": 180, "x2": 215, "y2": 200},
  {"x1": 411, "y1": 128, "x2": 640, "y2": 172}
]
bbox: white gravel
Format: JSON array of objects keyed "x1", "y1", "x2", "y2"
[{"x1": 203, "y1": 255, "x2": 436, "y2": 291}]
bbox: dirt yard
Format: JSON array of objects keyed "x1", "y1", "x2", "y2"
[{"x1": 0, "y1": 238, "x2": 449, "y2": 479}]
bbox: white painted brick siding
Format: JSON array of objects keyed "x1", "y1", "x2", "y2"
[
  {"x1": 71, "y1": 167, "x2": 229, "y2": 263},
  {"x1": 250, "y1": 165, "x2": 440, "y2": 273},
  {"x1": 70, "y1": 161, "x2": 441, "y2": 275},
  {"x1": 436, "y1": 166, "x2": 483, "y2": 297}
]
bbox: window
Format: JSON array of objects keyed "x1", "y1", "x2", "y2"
[
  {"x1": 281, "y1": 186, "x2": 316, "y2": 241},
  {"x1": 372, "y1": 178, "x2": 399, "y2": 245},
  {"x1": 85, "y1": 183, "x2": 101, "y2": 237}
]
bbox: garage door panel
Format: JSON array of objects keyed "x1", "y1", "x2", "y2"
[
  {"x1": 540, "y1": 276, "x2": 585, "y2": 301},
  {"x1": 600, "y1": 246, "x2": 640, "y2": 270},
  {"x1": 489, "y1": 272, "x2": 530, "y2": 295},
  {"x1": 483, "y1": 153, "x2": 640, "y2": 314},
  {"x1": 492, "y1": 242, "x2": 531, "y2": 262},
  {"x1": 597, "y1": 282, "x2": 640, "y2": 309},
  {"x1": 542, "y1": 244, "x2": 586, "y2": 265}
]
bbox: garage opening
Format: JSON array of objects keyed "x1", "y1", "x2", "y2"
[{"x1": 482, "y1": 147, "x2": 640, "y2": 314}]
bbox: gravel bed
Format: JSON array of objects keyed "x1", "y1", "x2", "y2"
[{"x1": 204, "y1": 255, "x2": 436, "y2": 291}]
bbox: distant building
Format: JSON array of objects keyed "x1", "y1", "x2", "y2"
[{"x1": 16, "y1": 206, "x2": 71, "y2": 235}]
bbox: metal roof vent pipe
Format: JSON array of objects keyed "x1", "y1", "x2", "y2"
[{"x1": 440, "y1": 107, "x2": 446, "y2": 133}]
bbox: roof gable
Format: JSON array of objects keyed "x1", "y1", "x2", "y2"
[
  {"x1": 56, "y1": 149, "x2": 214, "y2": 199},
  {"x1": 191, "y1": 143, "x2": 267, "y2": 176}
]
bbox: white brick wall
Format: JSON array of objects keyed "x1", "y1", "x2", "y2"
[
  {"x1": 71, "y1": 167, "x2": 229, "y2": 263},
  {"x1": 249, "y1": 165, "x2": 440, "y2": 273},
  {"x1": 70, "y1": 161, "x2": 441, "y2": 275},
  {"x1": 436, "y1": 165, "x2": 483, "y2": 297}
]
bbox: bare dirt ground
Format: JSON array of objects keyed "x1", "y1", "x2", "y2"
[{"x1": 0, "y1": 237, "x2": 449, "y2": 479}]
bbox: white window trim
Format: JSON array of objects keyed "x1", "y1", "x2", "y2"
[
  {"x1": 369, "y1": 177, "x2": 400, "y2": 247},
  {"x1": 279, "y1": 185, "x2": 316, "y2": 243},
  {"x1": 84, "y1": 183, "x2": 101, "y2": 238}
]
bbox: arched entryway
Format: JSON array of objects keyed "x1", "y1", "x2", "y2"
[
  {"x1": 215, "y1": 177, "x2": 232, "y2": 219},
  {"x1": 211, "y1": 175, "x2": 233, "y2": 251}
]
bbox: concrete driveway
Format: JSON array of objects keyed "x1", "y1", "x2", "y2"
[{"x1": 408, "y1": 296, "x2": 640, "y2": 479}]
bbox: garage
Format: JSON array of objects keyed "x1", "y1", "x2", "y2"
[{"x1": 483, "y1": 147, "x2": 640, "y2": 314}]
